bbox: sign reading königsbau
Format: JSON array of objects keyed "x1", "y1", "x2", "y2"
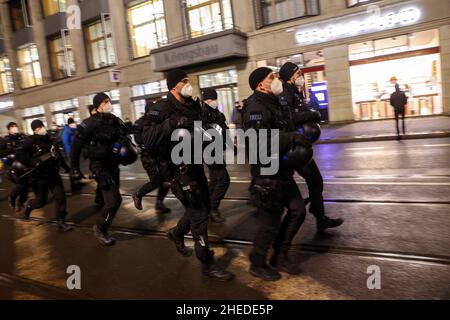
[{"x1": 151, "y1": 30, "x2": 248, "y2": 72}]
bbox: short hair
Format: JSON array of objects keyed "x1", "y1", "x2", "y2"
[{"x1": 7, "y1": 122, "x2": 17, "y2": 130}]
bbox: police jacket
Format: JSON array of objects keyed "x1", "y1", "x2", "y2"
[
  {"x1": 15, "y1": 134, "x2": 69, "y2": 175},
  {"x1": 71, "y1": 112, "x2": 129, "y2": 169},
  {"x1": 280, "y1": 82, "x2": 321, "y2": 128},
  {"x1": 242, "y1": 91, "x2": 299, "y2": 178},
  {"x1": 1, "y1": 133, "x2": 26, "y2": 164},
  {"x1": 142, "y1": 93, "x2": 203, "y2": 160},
  {"x1": 390, "y1": 88, "x2": 408, "y2": 111}
]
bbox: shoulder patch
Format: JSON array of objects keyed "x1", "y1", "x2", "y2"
[{"x1": 249, "y1": 112, "x2": 263, "y2": 121}]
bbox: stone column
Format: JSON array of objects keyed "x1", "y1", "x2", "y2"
[
  {"x1": 108, "y1": 0, "x2": 130, "y2": 66},
  {"x1": 323, "y1": 45, "x2": 354, "y2": 122},
  {"x1": 67, "y1": 0, "x2": 88, "y2": 75},
  {"x1": 439, "y1": 25, "x2": 450, "y2": 115}
]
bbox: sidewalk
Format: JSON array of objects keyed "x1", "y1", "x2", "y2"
[{"x1": 319, "y1": 115, "x2": 450, "y2": 144}]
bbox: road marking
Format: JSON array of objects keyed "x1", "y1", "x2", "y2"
[
  {"x1": 346, "y1": 147, "x2": 385, "y2": 151},
  {"x1": 423, "y1": 144, "x2": 450, "y2": 147},
  {"x1": 229, "y1": 180, "x2": 450, "y2": 186}
]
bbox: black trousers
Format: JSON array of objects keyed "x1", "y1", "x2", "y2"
[
  {"x1": 296, "y1": 159, "x2": 325, "y2": 218},
  {"x1": 250, "y1": 174, "x2": 306, "y2": 267},
  {"x1": 29, "y1": 168, "x2": 67, "y2": 220},
  {"x1": 10, "y1": 179, "x2": 29, "y2": 206},
  {"x1": 395, "y1": 109, "x2": 406, "y2": 136},
  {"x1": 136, "y1": 155, "x2": 171, "y2": 201},
  {"x1": 172, "y1": 165, "x2": 214, "y2": 267},
  {"x1": 207, "y1": 164, "x2": 230, "y2": 211},
  {"x1": 91, "y1": 162, "x2": 122, "y2": 232}
]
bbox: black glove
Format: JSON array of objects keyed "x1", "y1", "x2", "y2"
[
  {"x1": 170, "y1": 115, "x2": 194, "y2": 129},
  {"x1": 71, "y1": 168, "x2": 83, "y2": 180},
  {"x1": 293, "y1": 132, "x2": 312, "y2": 149}
]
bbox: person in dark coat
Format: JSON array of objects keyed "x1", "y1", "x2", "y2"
[{"x1": 389, "y1": 77, "x2": 408, "y2": 140}]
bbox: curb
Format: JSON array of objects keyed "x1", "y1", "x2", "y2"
[{"x1": 317, "y1": 131, "x2": 450, "y2": 144}]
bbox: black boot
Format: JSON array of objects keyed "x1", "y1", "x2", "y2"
[
  {"x1": 8, "y1": 195, "x2": 16, "y2": 210},
  {"x1": 132, "y1": 193, "x2": 143, "y2": 211},
  {"x1": 155, "y1": 200, "x2": 171, "y2": 214},
  {"x1": 22, "y1": 203, "x2": 33, "y2": 220},
  {"x1": 203, "y1": 264, "x2": 234, "y2": 281},
  {"x1": 167, "y1": 228, "x2": 193, "y2": 257},
  {"x1": 93, "y1": 225, "x2": 116, "y2": 246},
  {"x1": 270, "y1": 251, "x2": 302, "y2": 275},
  {"x1": 57, "y1": 220, "x2": 73, "y2": 232},
  {"x1": 317, "y1": 216, "x2": 344, "y2": 232},
  {"x1": 249, "y1": 264, "x2": 281, "y2": 281},
  {"x1": 210, "y1": 210, "x2": 226, "y2": 223},
  {"x1": 94, "y1": 194, "x2": 104, "y2": 208}
]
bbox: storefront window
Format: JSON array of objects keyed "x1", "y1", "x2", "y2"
[
  {"x1": 199, "y1": 69, "x2": 239, "y2": 122},
  {"x1": 22, "y1": 105, "x2": 46, "y2": 134},
  {"x1": 17, "y1": 44, "x2": 43, "y2": 89},
  {"x1": 349, "y1": 29, "x2": 440, "y2": 61},
  {"x1": 51, "y1": 99, "x2": 80, "y2": 127},
  {"x1": 9, "y1": 0, "x2": 31, "y2": 31},
  {"x1": 128, "y1": 0, "x2": 168, "y2": 58},
  {"x1": 186, "y1": 0, "x2": 234, "y2": 38},
  {"x1": 41, "y1": 0, "x2": 67, "y2": 17},
  {"x1": 84, "y1": 17, "x2": 117, "y2": 70},
  {"x1": 350, "y1": 54, "x2": 442, "y2": 120},
  {"x1": 48, "y1": 31, "x2": 76, "y2": 80},
  {"x1": 131, "y1": 80, "x2": 168, "y2": 119},
  {"x1": 256, "y1": 0, "x2": 319, "y2": 27},
  {"x1": 0, "y1": 56, "x2": 14, "y2": 95}
]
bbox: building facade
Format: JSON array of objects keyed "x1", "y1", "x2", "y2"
[{"x1": 0, "y1": 0, "x2": 448, "y2": 134}]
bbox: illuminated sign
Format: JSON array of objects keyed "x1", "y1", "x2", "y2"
[
  {"x1": 295, "y1": 5, "x2": 422, "y2": 45},
  {"x1": 0, "y1": 101, "x2": 14, "y2": 111}
]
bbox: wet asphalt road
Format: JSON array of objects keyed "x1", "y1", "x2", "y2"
[{"x1": 0, "y1": 138, "x2": 449, "y2": 299}]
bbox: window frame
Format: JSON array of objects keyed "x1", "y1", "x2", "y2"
[
  {"x1": 9, "y1": 0, "x2": 32, "y2": 32},
  {"x1": 16, "y1": 44, "x2": 43, "y2": 90},
  {"x1": 0, "y1": 56, "x2": 15, "y2": 95},
  {"x1": 184, "y1": 0, "x2": 235, "y2": 39},
  {"x1": 83, "y1": 16, "x2": 117, "y2": 71},
  {"x1": 41, "y1": 0, "x2": 67, "y2": 18},
  {"x1": 47, "y1": 30, "x2": 76, "y2": 81},
  {"x1": 127, "y1": 0, "x2": 168, "y2": 59},
  {"x1": 254, "y1": 0, "x2": 320, "y2": 29}
]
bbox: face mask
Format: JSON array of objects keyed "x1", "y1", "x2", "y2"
[
  {"x1": 295, "y1": 76, "x2": 305, "y2": 88},
  {"x1": 208, "y1": 100, "x2": 218, "y2": 109},
  {"x1": 10, "y1": 127, "x2": 19, "y2": 135},
  {"x1": 37, "y1": 127, "x2": 47, "y2": 136},
  {"x1": 270, "y1": 78, "x2": 284, "y2": 96},
  {"x1": 102, "y1": 102, "x2": 113, "y2": 114},
  {"x1": 69, "y1": 123, "x2": 77, "y2": 129},
  {"x1": 181, "y1": 83, "x2": 193, "y2": 98}
]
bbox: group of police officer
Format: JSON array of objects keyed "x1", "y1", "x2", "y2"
[{"x1": 0, "y1": 63, "x2": 343, "y2": 282}]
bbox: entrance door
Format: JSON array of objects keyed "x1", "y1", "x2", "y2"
[{"x1": 214, "y1": 86, "x2": 239, "y2": 123}]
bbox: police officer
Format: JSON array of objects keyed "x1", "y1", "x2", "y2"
[
  {"x1": 1, "y1": 122, "x2": 28, "y2": 212},
  {"x1": 132, "y1": 101, "x2": 172, "y2": 214},
  {"x1": 16, "y1": 120, "x2": 72, "y2": 231},
  {"x1": 201, "y1": 88, "x2": 230, "y2": 223},
  {"x1": 243, "y1": 67, "x2": 312, "y2": 281},
  {"x1": 142, "y1": 69, "x2": 234, "y2": 281},
  {"x1": 71, "y1": 93, "x2": 137, "y2": 246},
  {"x1": 279, "y1": 62, "x2": 344, "y2": 232}
]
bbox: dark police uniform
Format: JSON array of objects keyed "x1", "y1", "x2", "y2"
[
  {"x1": 142, "y1": 92, "x2": 233, "y2": 280},
  {"x1": 15, "y1": 133, "x2": 70, "y2": 226},
  {"x1": 280, "y1": 82, "x2": 343, "y2": 231},
  {"x1": 201, "y1": 101, "x2": 230, "y2": 222},
  {"x1": 71, "y1": 112, "x2": 132, "y2": 243},
  {"x1": 132, "y1": 113, "x2": 172, "y2": 212},
  {"x1": 1, "y1": 132, "x2": 28, "y2": 210},
  {"x1": 242, "y1": 90, "x2": 308, "y2": 279}
]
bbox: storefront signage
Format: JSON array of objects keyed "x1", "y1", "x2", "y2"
[
  {"x1": 151, "y1": 30, "x2": 248, "y2": 72},
  {"x1": 296, "y1": 4, "x2": 422, "y2": 45},
  {"x1": 0, "y1": 100, "x2": 14, "y2": 111}
]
